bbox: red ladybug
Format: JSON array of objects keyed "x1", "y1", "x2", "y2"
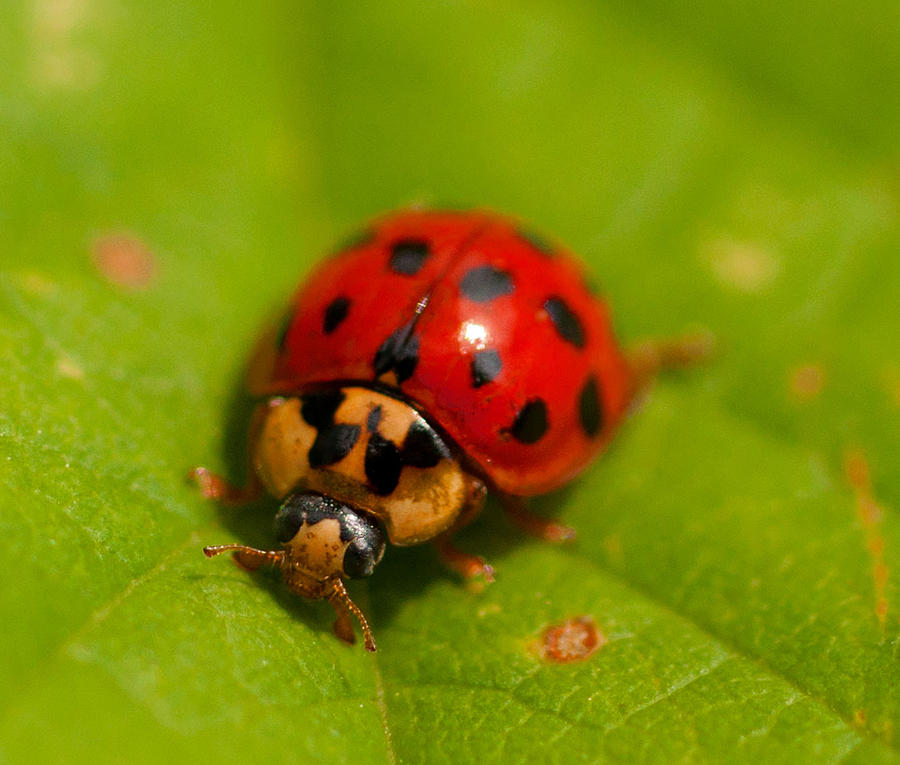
[{"x1": 194, "y1": 209, "x2": 709, "y2": 650}]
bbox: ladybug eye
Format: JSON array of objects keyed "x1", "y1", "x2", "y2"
[{"x1": 343, "y1": 530, "x2": 385, "y2": 579}]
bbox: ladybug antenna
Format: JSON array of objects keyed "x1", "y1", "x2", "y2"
[
  {"x1": 203, "y1": 543, "x2": 284, "y2": 571},
  {"x1": 329, "y1": 578, "x2": 377, "y2": 652}
]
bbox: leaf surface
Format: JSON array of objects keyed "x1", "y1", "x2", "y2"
[{"x1": 2, "y1": 1, "x2": 899, "y2": 763}]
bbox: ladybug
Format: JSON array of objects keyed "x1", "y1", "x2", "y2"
[{"x1": 193, "y1": 209, "x2": 709, "y2": 651}]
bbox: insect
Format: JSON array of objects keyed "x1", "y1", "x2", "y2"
[{"x1": 193, "y1": 209, "x2": 709, "y2": 650}]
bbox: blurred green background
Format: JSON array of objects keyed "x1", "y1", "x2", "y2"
[{"x1": 2, "y1": 1, "x2": 899, "y2": 763}]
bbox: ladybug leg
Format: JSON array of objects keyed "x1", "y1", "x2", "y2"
[
  {"x1": 434, "y1": 477, "x2": 495, "y2": 583},
  {"x1": 189, "y1": 467, "x2": 263, "y2": 506},
  {"x1": 500, "y1": 494, "x2": 576, "y2": 543},
  {"x1": 189, "y1": 402, "x2": 268, "y2": 507},
  {"x1": 330, "y1": 601, "x2": 357, "y2": 646},
  {"x1": 328, "y1": 579, "x2": 377, "y2": 652},
  {"x1": 435, "y1": 539, "x2": 495, "y2": 583},
  {"x1": 626, "y1": 330, "x2": 715, "y2": 395}
]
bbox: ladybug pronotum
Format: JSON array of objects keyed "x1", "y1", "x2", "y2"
[{"x1": 193, "y1": 209, "x2": 709, "y2": 651}]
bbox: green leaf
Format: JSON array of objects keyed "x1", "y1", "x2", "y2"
[{"x1": 2, "y1": 1, "x2": 899, "y2": 762}]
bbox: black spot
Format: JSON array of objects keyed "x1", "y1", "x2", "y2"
[
  {"x1": 544, "y1": 297, "x2": 585, "y2": 349},
  {"x1": 367, "y1": 405, "x2": 383, "y2": 432},
  {"x1": 509, "y1": 399, "x2": 548, "y2": 444},
  {"x1": 401, "y1": 420, "x2": 451, "y2": 468},
  {"x1": 373, "y1": 319, "x2": 420, "y2": 383},
  {"x1": 276, "y1": 308, "x2": 294, "y2": 350},
  {"x1": 365, "y1": 432, "x2": 403, "y2": 495},
  {"x1": 389, "y1": 239, "x2": 430, "y2": 275},
  {"x1": 578, "y1": 376, "x2": 603, "y2": 437},
  {"x1": 518, "y1": 228, "x2": 555, "y2": 256},
  {"x1": 308, "y1": 424, "x2": 361, "y2": 468},
  {"x1": 300, "y1": 390, "x2": 345, "y2": 429},
  {"x1": 323, "y1": 296, "x2": 351, "y2": 334},
  {"x1": 460, "y1": 265, "x2": 515, "y2": 303},
  {"x1": 470, "y1": 349, "x2": 502, "y2": 388}
]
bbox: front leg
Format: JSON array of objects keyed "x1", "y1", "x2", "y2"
[
  {"x1": 434, "y1": 477, "x2": 494, "y2": 582},
  {"x1": 189, "y1": 401, "x2": 270, "y2": 507},
  {"x1": 189, "y1": 466, "x2": 263, "y2": 506}
]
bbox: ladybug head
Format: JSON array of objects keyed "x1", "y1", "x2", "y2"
[
  {"x1": 273, "y1": 492, "x2": 386, "y2": 594},
  {"x1": 202, "y1": 492, "x2": 384, "y2": 651}
]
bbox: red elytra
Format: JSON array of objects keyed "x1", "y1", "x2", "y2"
[{"x1": 263, "y1": 209, "x2": 632, "y2": 496}]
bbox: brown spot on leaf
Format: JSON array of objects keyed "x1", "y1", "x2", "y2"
[
  {"x1": 844, "y1": 448, "x2": 890, "y2": 636},
  {"x1": 788, "y1": 363, "x2": 826, "y2": 401},
  {"x1": 92, "y1": 234, "x2": 158, "y2": 290},
  {"x1": 537, "y1": 616, "x2": 605, "y2": 664}
]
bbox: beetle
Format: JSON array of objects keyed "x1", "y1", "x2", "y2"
[{"x1": 193, "y1": 209, "x2": 709, "y2": 650}]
